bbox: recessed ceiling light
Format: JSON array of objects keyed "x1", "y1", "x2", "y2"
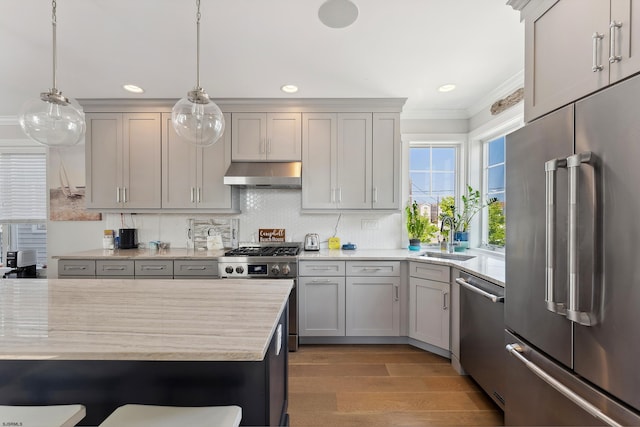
[
  {"x1": 123, "y1": 84, "x2": 145, "y2": 94},
  {"x1": 318, "y1": 0, "x2": 359, "y2": 29},
  {"x1": 438, "y1": 84, "x2": 457, "y2": 93},
  {"x1": 281, "y1": 84, "x2": 299, "y2": 94}
]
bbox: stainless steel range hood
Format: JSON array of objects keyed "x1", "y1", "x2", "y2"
[{"x1": 223, "y1": 161, "x2": 302, "y2": 188}]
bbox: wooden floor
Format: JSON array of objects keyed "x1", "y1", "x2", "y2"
[{"x1": 288, "y1": 345, "x2": 504, "y2": 427}]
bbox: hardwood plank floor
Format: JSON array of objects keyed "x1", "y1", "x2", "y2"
[{"x1": 289, "y1": 345, "x2": 503, "y2": 427}]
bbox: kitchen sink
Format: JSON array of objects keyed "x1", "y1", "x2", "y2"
[{"x1": 420, "y1": 251, "x2": 476, "y2": 261}]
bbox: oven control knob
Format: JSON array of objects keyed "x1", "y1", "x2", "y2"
[
  {"x1": 271, "y1": 265, "x2": 280, "y2": 276},
  {"x1": 225, "y1": 266, "x2": 234, "y2": 274},
  {"x1": 281, "y1": 264, "x2": 291, "y2": 276},
  {"x1": 236, "y1": 266, "x2": 245, "y2": 274}
]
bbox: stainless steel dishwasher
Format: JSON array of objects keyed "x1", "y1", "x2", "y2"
[{"x1": 457, "y1": 271, "x2": 505, "y2": 410}]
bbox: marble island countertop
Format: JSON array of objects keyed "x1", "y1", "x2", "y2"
[{"x1": 0, "y1": 278, "x2": 292, "y2": 362}]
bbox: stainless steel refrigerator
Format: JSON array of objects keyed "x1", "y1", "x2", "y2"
[{"x1": 505, "y1": 73, "x2": 640, "y2": 426}]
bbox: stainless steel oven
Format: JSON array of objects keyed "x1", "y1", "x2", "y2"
[{"x1": 218, "y1": 243, "x2": 300, "y2": 351}]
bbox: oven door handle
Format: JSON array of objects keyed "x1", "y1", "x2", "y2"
[{"x1": 456, "y1": 278, "x2": 504, "y2": 303}]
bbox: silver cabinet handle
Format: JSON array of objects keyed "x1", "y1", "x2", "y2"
[
  {"x1": 186, "y1": 266, "x2": 207, "y2": 270},
  {"x1": 197, "y1": 187, "x2": 201, "y2": 203},
  {"x1": 190, "y1": 187, "x2": 195, "y2": 203},
  {"x1": 338, "y1": 188, "x2": 342, "y2": 203},
  {"x1": 506, "y1": 344, "x2": 623, "y2": 427},
  {"x1": 122, "y1": 187, "x2": 127, "y2": 203},
  {"x1": 104, "y1": 266, "x2": 126, "y2": 271},
  {"x1": 310, "y1": 279, "x2": 333, "y2": 283},
  {"x1": 456, "y1": 278, "x2": 504, "y2": 303},
  {"x1": 142, "y1": 265, "x2": 166, "y2": 271},
  {"x1": 267, "y1": 139, "x2": 271, "y2": 154},
  {"x1": 566, "y1": 152, "x2": 600, "y2": 326},
  {"x1": 373, "y1": 187, "x2": 378, "y2": 203},
  {"x1": 394, "y1": 284, "x2": 399, "y2": 302},
  {"x1": 65, "y1": 266, "x2": 87, "y2": 271},
  {"x1": 116, "y1": 187, "x2": 121, "y2": 203},
  {"x1": 592, "y1": 32, "x2": 605, "y2": 72},
  {"x1": 260, "y1": 139, "x2": 266, "y2": 154},
  {"x1": 443, "y1": 291, "x2": 449, "y2": 310},
  {"x1": 609, "y1": 21, "x2": 623, "y2": 63},
  {"x1": 544, "y1": 157, "x2": 568, "y2": 315}
]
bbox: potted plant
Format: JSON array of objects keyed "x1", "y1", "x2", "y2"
[
  {"x1": 405, "y1": 201, "x2": 429, "y2": 250},
  {"x1": 440, "y1": 186, "x2": 498, "y2": 250}
]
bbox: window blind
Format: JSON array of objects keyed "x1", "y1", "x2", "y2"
[{"x1": 0, "y1": 153, "x2": 47, "y2": 221}]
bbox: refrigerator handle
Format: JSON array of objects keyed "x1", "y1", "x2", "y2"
[
  {"x1": 506, "y1": 343, "x2": 622, "y2": 427},
  {"x1": 567, "y1": 152, "x2": 600, "y2": 326},
  {"x1": 545, "y1": 158, "x2": 568, "y2": 316}
]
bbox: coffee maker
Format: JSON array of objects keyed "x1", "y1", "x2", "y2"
[
  {"x1": 118, "y1": 228, "x2": 138, "y2": 249},
  {"x1": 3, "y1": 250, "x2": 37, "y2": 278}
]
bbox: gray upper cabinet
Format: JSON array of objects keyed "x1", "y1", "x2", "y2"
[
  {"x1": 85, "y1": 112, "x2": 162, "y2": 209},
  {"x1": 162, "y1": 112, "x2": 236, "y2": 210},
  {"x1": 525, "y1": 0, "x2": 640, "y2": 122},
  {"x1": 231, "y1": 112, "x2": 301, "y2": 161},
  {"x1": 302, "y1": 112, "x2": 400, "y2": 210}
]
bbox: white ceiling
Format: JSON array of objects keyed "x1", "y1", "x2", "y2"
[{"x1": 0, "y1": 0, "x2": 524, "y2": 118}]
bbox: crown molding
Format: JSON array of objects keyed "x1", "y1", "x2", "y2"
[{"x1": 400, "y1": 109, "x2": 469, "y2": 121}]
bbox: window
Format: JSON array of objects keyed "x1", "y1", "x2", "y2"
[
  {"x1": 0, "y1": 152, "x2": 47, "y2": 266},
  {"x1": 409, "y1": 145, "x2": 458, "y2": 243},
  {"x1": 483, "y1": 136, "x2": 506, "y2": 248}
]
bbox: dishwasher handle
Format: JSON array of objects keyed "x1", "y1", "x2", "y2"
[{"x1": 456, "y1": 277, "x2": 504, "y2": 303}]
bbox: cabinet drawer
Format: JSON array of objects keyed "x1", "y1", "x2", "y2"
[
  {"x1": 96, "y1": 260, "x2": 134, "y2": 276},
  {"x1": 135, "y1": 259, "x2": 174, "y2": 277},
  {"x1": 409, "y1": 261, "x2": 450, "y2": 283},
  {"x1": 346, "y1": 261, "x2": 400, "y2": 277},
  {"x1": 174, "y1": 260, "x2": 218, "y2": 277},
  {"x1": 298, "y1": 261, "x2": 345, "y2": 276},
  {"x1": 58, "y1": 259, "x2": 96, "y2": 276}
]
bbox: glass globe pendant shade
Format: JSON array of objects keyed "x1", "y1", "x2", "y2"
[
  {"x1": 171, "y1": 87, "x2": 225, "y2": 147},
  {"x1": 19, "y1": 89, "x2": 85, "y2": 147}
]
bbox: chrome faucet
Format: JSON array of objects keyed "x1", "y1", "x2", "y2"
[{"x1": 440, "y1": 216, "x2": 456, "y2": 253}]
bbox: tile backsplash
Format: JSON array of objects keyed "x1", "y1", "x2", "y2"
[{"x1": 105, "y1": 188, "x2": 403, "y2": 249}]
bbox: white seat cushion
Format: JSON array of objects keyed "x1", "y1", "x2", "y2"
[
  {"x1": 98, "y1": 404, "x2": 242, "y2": 427},
  {"x1": 0, "y1": 404, "x2": 85, "y2": 427}
]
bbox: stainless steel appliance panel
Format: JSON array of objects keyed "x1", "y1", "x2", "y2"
[
  {"x1": 505, "y1": 104, "x2": 574, "y2": 367},
  {"x1": 505, "y1": 331, "x2": 640, "y2": 426},
  {"x1": 573, "y1": 75, "x2": 640, "y2": 410},
  {"x1": 458, "y1": 271, "x2": 505, "y2": 409}
]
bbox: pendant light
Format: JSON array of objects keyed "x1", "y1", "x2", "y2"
[
  {"x1": 172, "y1": 0, "x2": 225, "y2": 147},
  {"x1": 19, "y1": 0, "x2": 85, "y2": 147}
]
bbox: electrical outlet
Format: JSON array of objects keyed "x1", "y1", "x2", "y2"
[{"x1": 361, "y1": 219, "x2": 379, "y2": 230}]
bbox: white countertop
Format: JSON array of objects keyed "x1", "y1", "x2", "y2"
[
  {"x1": 0, "y1": 278, "x2": 292, "y2": 362},
  {"x1": 55, "y1": 247, "x2": 505, "y2": 286}
]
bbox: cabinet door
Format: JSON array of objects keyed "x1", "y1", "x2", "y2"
[
  {"x1": 525, "y1": 0, "x2": 609, "y2": 122},
  {"x1": 198, "y1": 113, "x2": 233, "y2": 208},
  {"x1": 232, "y1": 113, "x2": 267, "y2": 161},
  {"x1": 610, "y1": 0, "x2": 640, "y2": 82},
  {"x1": 346, "y1": 276, "x2": 400, "y2": 336},
  {"x1": 298, "y1": 276, "x2": 345, "y2": 336},
  {"x1": 266, "y1": 113, "x2": 301, "y2": 161},
  {"x1": 409, "y1": 276, "x2": 450, "y2": 350},
  {"x1": 336, "y1": 113, "x2": 372, "y2": 209},
  {"x1": 302, "y1": 113, "x2": 337, "y2": 209},
  {"x1": 85, "y1": 113, "x2": 122, "y2": 208},
  {"x1": 122, "y1": 113, "x2": 161, "y2": 209},
  {"x1": 161, "y1": 112, "x2": 198, "y2": 208},
  {"x1": 372, "y1": 113, "x2": 400, "y2": 209}
]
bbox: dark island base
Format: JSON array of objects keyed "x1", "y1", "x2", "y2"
[{"x1": 0, "y1": 311, "x2": 288, "y2": 427}]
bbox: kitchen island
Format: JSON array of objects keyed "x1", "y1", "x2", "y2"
[{"x1": 0, "y1": 278, "x2": 292, "y2": 426}]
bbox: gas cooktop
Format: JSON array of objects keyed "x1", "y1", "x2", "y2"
[{"x1": 224, "y1": 243, "x2": 302, "y2": 258}]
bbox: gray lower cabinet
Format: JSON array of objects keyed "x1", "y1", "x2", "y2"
[
  {"x1": 134, "y1": 259, "x2": 174, "y2": 279},
  {"x1": 57, "y1": 259, "x2": 219, "y2": 279},
  {"x1": 408, "y1": 262, "x2": 451, "y2": 351},
  {"x1": 96, "y1": 260, "x2": 134, "y2": 277},
  {"x1": 58, "y1": 259, "x2": 96, "y2": 278},
  {"x1": 298, "y1": 261, "x2": 346, "y2": 337},
  {"x1": 345, "y1": 261, "x2": 401, "y2": 336},
  {"x1": 173, "y1": 260, "x2": 218, "y2": 278}
]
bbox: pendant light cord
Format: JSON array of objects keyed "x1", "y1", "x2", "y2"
[
  {"x1": 51, "y1": 0, "x2": 58, "y2": 91},
  {"x1": 196, "y1": 0, "x2": 201, "y2": 89}
]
